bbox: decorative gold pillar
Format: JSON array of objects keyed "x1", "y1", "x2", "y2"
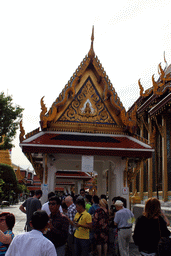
[
  {"x1": 45, "y1": 154, "x2": 48, "y2": 184},
  {"x1": 139, "y1": 161, "x2": 144, "y2": 200},
  {"x1": 139, "y1": 123, "x2": 144, "y2": 200},
  {"x1": 162, "y1": 116, "x2": 168, "y2": 201},
  {"x1": 132, "y1": 168, "x2": 136, "y2": 195},
  {"x1": 148, "y1": 117, "x2": 153, "y2": 198}
]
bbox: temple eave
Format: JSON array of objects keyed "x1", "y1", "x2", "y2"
[{"x1": 22, "y1": 145, "x2": 153, "y2": 159}]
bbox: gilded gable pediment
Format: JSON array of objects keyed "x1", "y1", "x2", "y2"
[
  {"x1": 40, "y1": 29, "x2": 137, "y2": 134},
  {"x1": 59, "y1": 77, "x2": 117, "y2": 125}
]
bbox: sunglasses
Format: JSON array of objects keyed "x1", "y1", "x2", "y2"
[
  {"x1": 0, "y1": 219, "x2": 6, "y2": 223},
  {"x1": 48, "y1": 202, "x2": 57, "y2": 206}
]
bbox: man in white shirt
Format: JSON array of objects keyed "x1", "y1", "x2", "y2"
[
  {"x1": 42, "y1": 192, "x2": 63, "y2": 215},
  {"x1": 114, "y1": 200, "x2": 134, "y2": 256},
  {"x1": 5, "y1": 210, "x2": 57, "y2": 256}
]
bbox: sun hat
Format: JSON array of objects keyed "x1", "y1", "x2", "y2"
[{"x1": 114, "y1": 200, "x2": 123, "y2": 206}]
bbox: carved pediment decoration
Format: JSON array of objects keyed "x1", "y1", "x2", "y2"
[
  {"x1": 40, "y1": 27, "x2": 127, "y2": 130},
  {"x1": 59, "y1": 78, "x2": 116, "y2": 125}
]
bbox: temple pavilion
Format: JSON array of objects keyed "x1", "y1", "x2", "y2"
[
  {"x1": 129, "y1": 57, "x2": 171, "y2": 202},
  {"x1": 19, "y1": 28, "x2": 153, "y2": 205}
]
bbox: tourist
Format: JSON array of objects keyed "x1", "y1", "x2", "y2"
[
  {"x1": 5, "y1": 210, "x2": 57, "y2": 256},
  {"x1": 41, "y1": 191, "x2": 55, "y2": 215},
  {"x1": 74, "y1": 197, "x2": 92, "y2": 256},
  {"x1": 88, "y1": 195, "x2": 100, "y2": 215},
  {"x1": 80, "y1": 188, "x2": 86, "y2": 199},
  {"x1": 109, "y1": 197, "x2": 122, "y2": 256},
  {"x1": 85, "y1": 194, "x2": 92, "y2": 212},
  {"x1": 112, "y1": 196, "x2": 127, "y2": 208},
  {"x1": 100, "y1": 195, "x2": 108, "y2": 211},
  {"x1": 100, "y1": 194, "x2": 107, "y2": 200},
  {"x1": 65, "y1": 195, "x2": 77, "y2": 256},
  {"x1": 133, "y1": 197, "x2": 170, "y2": 256},
  {"x1": 114, "y1": 200, "x2": 134, "y2": 256},
  {"x1": 45, "y1": 196, "x2": 69, "y2": 256},
  {"x1": 0, "y1": 212, "x2": 15, "y2": 256},
  {"x1": 93, "y1": 199, "x2": 109, "y2": 256},
  {"x1": 19, "y1": 189, "x2": 42, "y2": 231},
  {"x1": 88, "y1": 195, "x2": 100, "y2": 255},
  {"x1": 61, "y1": 202, "x2": 68, "y2": 215},
  {"x1": 42, "y1": 192, "x2": 63, "y2": 215}
]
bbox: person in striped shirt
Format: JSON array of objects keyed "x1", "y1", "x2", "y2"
[{"x1": 0, "y1": 212, "x2": 15, "y2": 256}]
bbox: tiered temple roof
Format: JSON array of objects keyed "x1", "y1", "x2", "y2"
[{"x1": 19, "y1": 27, "x2": 153, "y2": 181}]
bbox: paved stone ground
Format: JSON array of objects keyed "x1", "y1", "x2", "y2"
[{"x1": 1, "y1": 202, "x2": 140, "y2": 255}]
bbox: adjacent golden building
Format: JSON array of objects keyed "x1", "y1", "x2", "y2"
[{"x1": 129, "y1": 58, "x2": 171, "y2": 202}]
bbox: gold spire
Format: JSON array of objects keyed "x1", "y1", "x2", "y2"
[
  {"x1": 91, "y1": 25, "x2": 94, "y2": 43},
  {"x1": 0, "y1": 135, "x2": 12, "y2": 166},
  {"x1": 0, "y1": 149, "x2": 12, "y2": 166},
  {"x1": 15, "y1": 166, "x2": 25, "y2": 182},
  {"x1": 88, "y1": 26, "x2": 95, "y2": 58}
]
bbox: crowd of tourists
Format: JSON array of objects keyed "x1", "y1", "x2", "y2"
[{"x1": 0, "y1": 189, "x2": 171, "y2": 256}]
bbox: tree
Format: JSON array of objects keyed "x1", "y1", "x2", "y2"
[
  {"x1": 0, "y1": 164, "x2": 27, "y2": 203},
  {"x1": 0, "y1": 92, "x2": 23, "y2": 149}
]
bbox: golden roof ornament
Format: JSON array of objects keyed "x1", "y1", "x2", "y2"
[
  {"x1": 19, "y1": 120, "x2": 25, "y2": 143},
  {"x1": 40, "y1": 96, "x2": 57, "y2": 129},
  {"x1": 152, "y1": 74, "x2": 161, "y2": 95},
  {"x1": 164, "y1": 51, "x2": 168, "y2": 68},
  {"x1": 88, "y1": 26, "x2": 95, "y2": 59},
  {"x1": 138, "y1": 79, "x2": 144, "y2": 97}
]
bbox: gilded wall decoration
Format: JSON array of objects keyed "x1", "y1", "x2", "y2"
[{"x1": 59, "y1": 78, "x2": 117, "y2": 125}]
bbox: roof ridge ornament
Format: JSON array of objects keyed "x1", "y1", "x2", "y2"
[
  {"x1": 164, "y1": 51, "x2": 168, "y2": 68},
  {"x1": 88, "y1": 25, "x2": 95, "y2": 59}
]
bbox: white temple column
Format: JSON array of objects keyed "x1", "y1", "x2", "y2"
[
  {"x1": 41, "y1": 164, "x2": 56, "y2": 204},
  {"x1": 112, "y1": 157, "x2": 129, "y2": 207},
  {"x1": 41, "y1": 154, "x2": 48, "y2": 204},
  {"x1": 108, "y1": 161, "x2": 116, "y2": 207},
  {"x1": 75, "y1": 181, "x2": 82, "y2": 195},
  {"x1": 96, "y1": 161, "x2": 107, "y2": 197},
  {"x1": 48, "y1": 166, "x2": 56, "y2": 193},
  {"x1": 77, "y1": 181, "x2": 81, "y2": 194},
  {"x1": 75, "y1": 181, "x2": 78, "y2": 195}
]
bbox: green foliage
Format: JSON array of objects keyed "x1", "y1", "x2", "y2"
[
  {"x1": 0, "y1": 164, "x2": 26, "y2": 203},
  {"x1": 0, "y1": 92, "x2": 23, "y2": 149},
  {"x1": 16, "y1": 183, "x2": 29, "y2": 194},
  {"x1": 0, "y1": 178, "x2": 4, "y2": 194}
]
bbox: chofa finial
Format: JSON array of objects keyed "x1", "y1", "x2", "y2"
[{"x1": 88, "y1": 25, "x2": 95, "y2": 58}]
